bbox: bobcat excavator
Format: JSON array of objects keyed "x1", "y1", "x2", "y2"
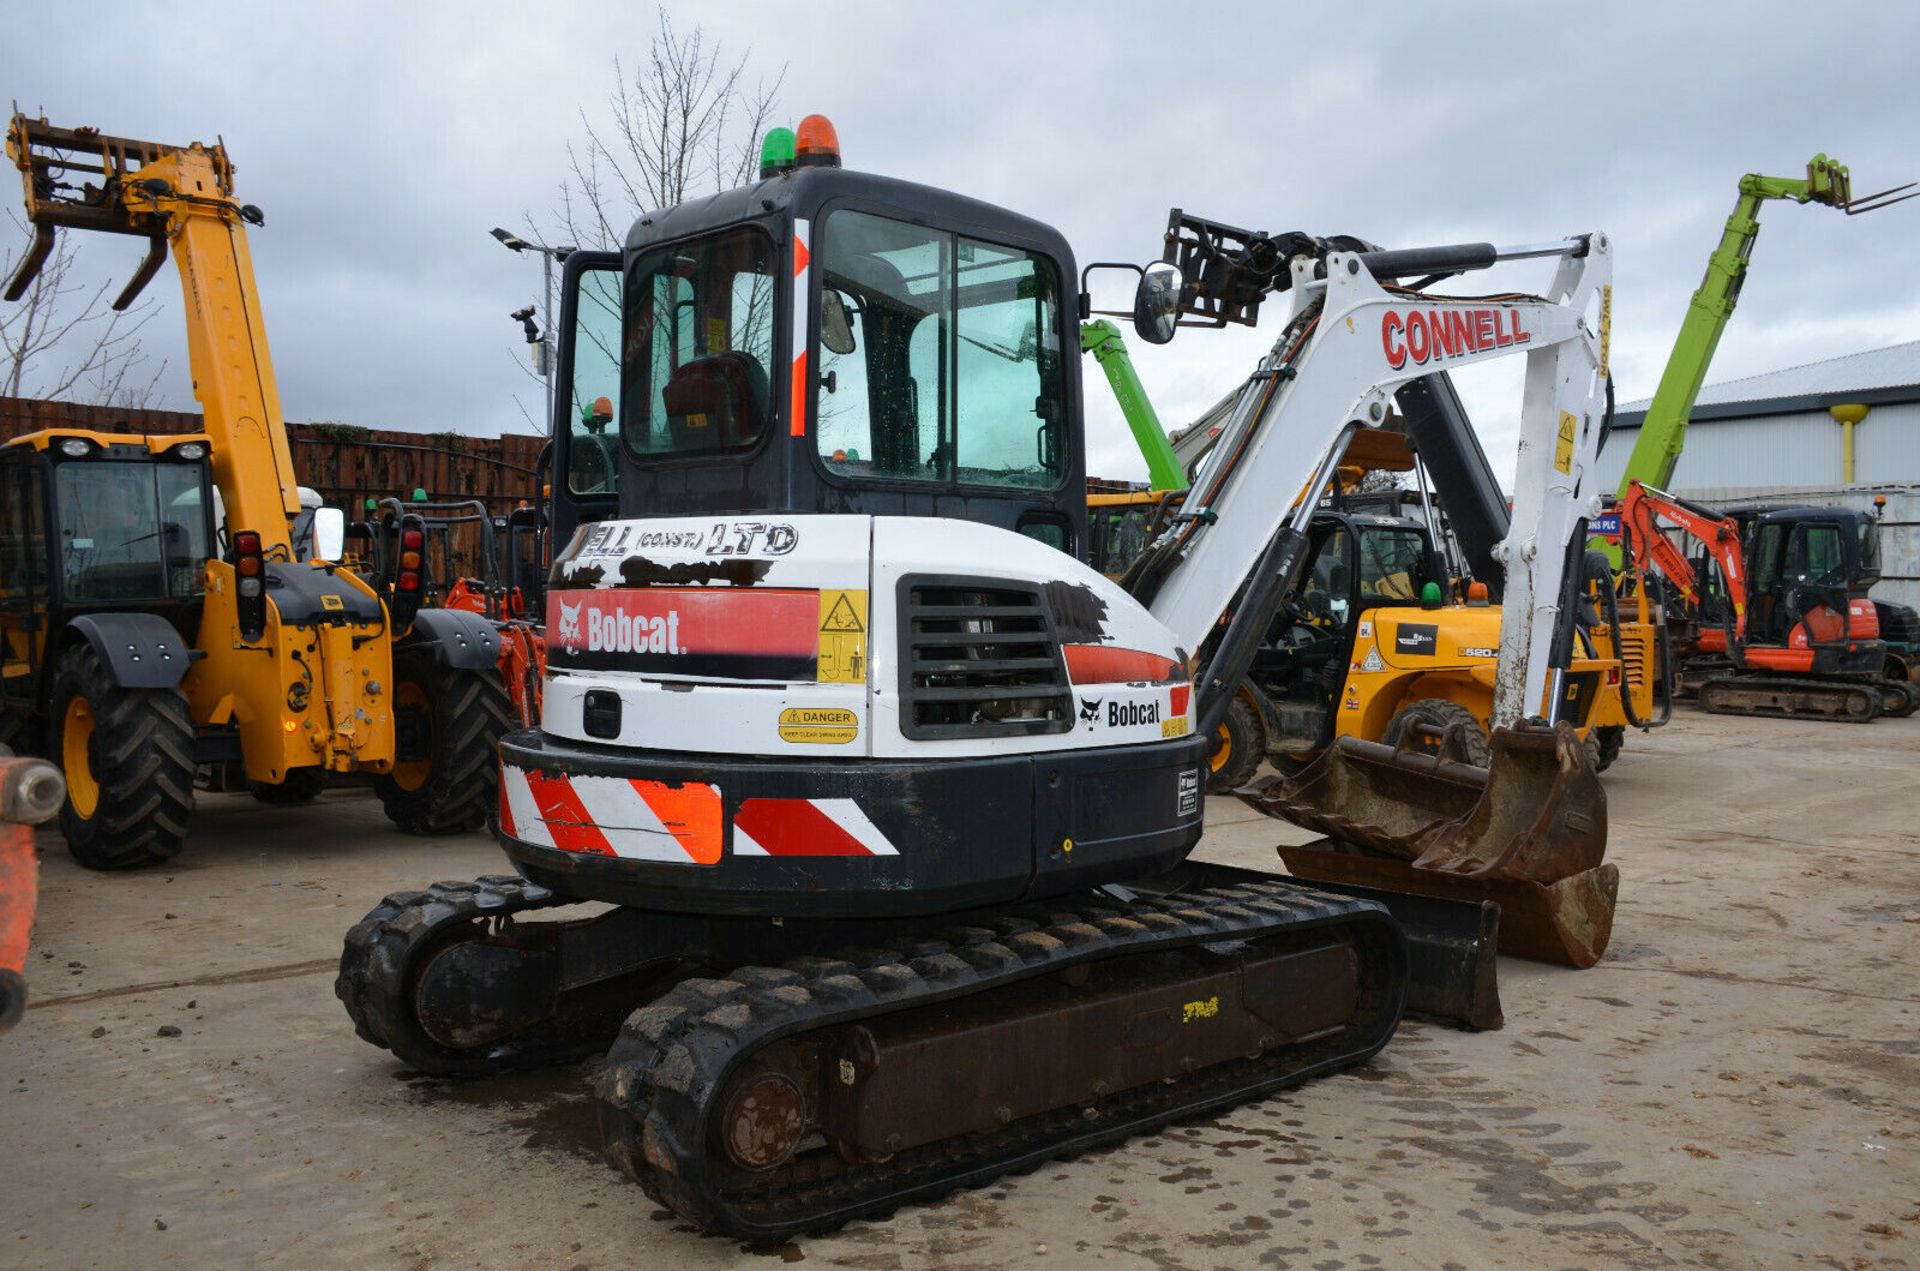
[
  {"x1": 338, "y1": 117, "x2": 1613, "y2": 1237},
  {"x1": 0, "y1": 116, "x2": 510, "y2": 865}
]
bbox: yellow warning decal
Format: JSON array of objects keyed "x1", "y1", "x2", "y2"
[
  {"x1": 779, "y1": 706, "x2": 859, "y2": 744},
  {"x1": 1161, "y1": 716, "x2": 1190, "y2": 739},
  {"x1": 1599, "y1": 284, "x2": 1613, "y2": 378},
  {"x1": 816, "y1": 589, "x2": 868, "y2": 683},
  {"x1": 1181, "y1": 996, "x2": 1220, "y2": 1023},
  {"x1": 1554, "y1": 410, "x2": 1577, "y2": 475},
  {"x1": 319, "y1": 593, "x2": 344, "y2": 611}
]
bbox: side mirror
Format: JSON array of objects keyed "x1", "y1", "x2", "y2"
[
  {"x1": 821, "y1": 288, "x2": 857, "y2": 356},
  {"x1": 1133, "y1": 261, "x2": 1183, "y2": 345},
  {"x1": 311, "y1": 507, "x2": 346, "y2": 563}
]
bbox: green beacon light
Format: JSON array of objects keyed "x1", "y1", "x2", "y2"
[
  {"x1": 759, "y1": 127, "x2": 796, "y2": 179},
  {"x1": 411, "y1": 487, "x2": 428, "y2": 503},
  {"x1": 1420, "y1": 581, "x2": 1444, "y2": 610}
]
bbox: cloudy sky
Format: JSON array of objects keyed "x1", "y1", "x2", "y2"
[{"x1": 9, "y1": 2, "x2": 1919, "y2": 484}]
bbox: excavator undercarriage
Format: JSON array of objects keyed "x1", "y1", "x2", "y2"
[{"x1": 340, "y1": 866, "x2": 1410, "y2": 1237}]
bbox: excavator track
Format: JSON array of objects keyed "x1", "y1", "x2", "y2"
[
  {"x1": 336, "y1": 875, "x2": 618, "y2": 1076},
  {"x1": 1697, "y1": 675, "x2": 1885, "y2": 722},
  {"x1": 597, "y1": 880, "x2": 1403, "y2": 1239}
]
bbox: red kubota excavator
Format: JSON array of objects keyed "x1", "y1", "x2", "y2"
[
  {"x1": 1619, "y1": 480, "x2": 1918, "y2": 721},
  {"x1": 338, "y1": 117, "x2": 1617, "y2": 1237}
]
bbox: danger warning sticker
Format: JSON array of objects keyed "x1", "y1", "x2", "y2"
[
  {"x1": 816, "y1": 589, "x2": 868, "y2": 684},
  {"x1": 778, "y1": 707, "x2": 859, "y2": 744}
]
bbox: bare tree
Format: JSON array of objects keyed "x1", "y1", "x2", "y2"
[
  {"x1": 1, "y1": 209, "x2": 166, "y2": 407},
  {"x1": 554, "y1": 10, "x2": 786, "y2": 251},
  {"x1": 537, "y1": 13, "x2": 788, "y2": 457}
]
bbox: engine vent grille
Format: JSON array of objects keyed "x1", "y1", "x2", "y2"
[
  {"x1": 897, "y1": 576, "x2": 1072, "y2": 740},
  {"x1": 1618, "y1": 623, "x2": 1651, "y2": 694}
]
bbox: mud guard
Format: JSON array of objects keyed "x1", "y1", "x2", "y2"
[
  {"x1": 64, "y1": 613, "x2": 197, "y2": 688},
  {"x1": 401, "y1": 608, "x2": 501, "y2": 671}
]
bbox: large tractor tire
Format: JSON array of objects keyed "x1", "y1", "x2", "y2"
[
  {"x1": 250, "y1": 766, "x2": 329, "y2": 805},
  {"x1": 1204, "y1": 696, "x2": 1266, "y2": 793},
  {"x1": 375, "y1": 649, "x2": 510, "y2": 835},
  {"x1": 1383, "y1": 698, "x2": 1491, "y2": 766},
  {"x1": 1585, "y1": 725, "x2": 1625, "y2": 773},
  {"x1": 48, "y1": 644, "x2": 195, "y2": 870}
]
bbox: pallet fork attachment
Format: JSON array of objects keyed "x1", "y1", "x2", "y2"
[{"x1": 3, "y1": 113, "x2": 230, "y2": 310}]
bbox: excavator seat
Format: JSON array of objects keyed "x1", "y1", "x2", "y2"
[{"x1": 663, "y1": 351, "x2": 767, "y2": 451}]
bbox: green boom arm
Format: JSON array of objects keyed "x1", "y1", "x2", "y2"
[
  {"x1": 1615, "y1": 154, "x2": 1906, "y2": 500},
  {"x1": 1081, "y1": 319, "x2": 1188, "y2": 492}
]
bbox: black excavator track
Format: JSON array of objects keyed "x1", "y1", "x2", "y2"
[
  {"x1": 339, "y1": 873, "x2": 1405, "y2": 1238},
  {"x1": 1696, "y1": 674, "x2": 1902, "y2": 723},
  {"x1": 336, "y1": 875, "x2": 611, "y2": 1077}
]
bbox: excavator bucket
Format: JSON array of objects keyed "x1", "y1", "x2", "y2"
[
  {"x1": 1411, "y1": 722, "x2": 1606, "y2": 881},
  {"x1": 1241, "y1": 720, "x2": 1616, "y2": 968},
  {"x1": 1273, "y1": 848, "x2": 1618, "y2": 969},
  {"x1": 1241, "y1": 732, "x2": 1488, "y2": 861}
]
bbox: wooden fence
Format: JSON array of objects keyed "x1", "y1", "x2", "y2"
[
  {"x1": 2, "y1": 395, "x2": 546, "y2": 587},
  {"x1": 0, "y1": 396, "x2": 545, "y2": 516}
]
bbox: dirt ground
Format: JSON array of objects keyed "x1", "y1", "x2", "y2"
[{"x1": 6, "y1": 710, "x2": 1918, "y2": 1269}]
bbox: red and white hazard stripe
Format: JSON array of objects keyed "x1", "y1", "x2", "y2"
[
  {"x1": 732, "y1": 797, "x2": 899, "y2": 858},
  {"x1": 499, "y1": 767, "x2": 723, "y2": 865},
  {"x1": 789, "y1": 219, "x2": 810, "y2": 438}
]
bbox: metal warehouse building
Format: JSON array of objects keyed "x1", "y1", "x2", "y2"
[{"x1": 1594, "y1": 339, "x2": 1920, "y2": 606}]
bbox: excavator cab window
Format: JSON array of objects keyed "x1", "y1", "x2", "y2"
[
  {"x1": 814, "y1": 210, "x2": 1065, "y2": 492},
  {"x1": 51, "y1": 458, "x2": 209, "y2": 605},
  {"x1": 1785, "y1": 523, "x2": 1847, "y2": 587},
  {"x1": 566, "y1": 264, "x2": 625, "y2": 496},
  {"x1": 621, "y1": 227, "x2": 775, "y2": 462},
  {"x1": 1857, "y1": 518, "x2": 1882, "y2": 585}
]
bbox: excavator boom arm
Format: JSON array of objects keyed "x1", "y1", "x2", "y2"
[
  {"x1": 1141, "y1": 233, "x2": 1612, "y2": 731},
  {"x1": 1619, "y1": 480, "x2": 1748, "y2": 640}
]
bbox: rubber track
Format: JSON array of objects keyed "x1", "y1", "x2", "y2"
[
  {"x1": 335, "y1": 875, "x2": 588, "y2": 1075},
  {"x1": 56, "y1": 646, "x2": 196, "y2": 869},
  {"x1": 1876, "y1": 679, "x2": 1920, "y2": 718},
  {"x1": 597, "y1": 880, "x2": 1402, "y2": 1239},
  {"x1": 1698, "y1": 674, "x2": 1881, "y2": 722}
]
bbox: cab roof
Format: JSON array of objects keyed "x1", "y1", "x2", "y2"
[{"x1": 623, "y1": 165, "x2": 1078, "y2": 274}]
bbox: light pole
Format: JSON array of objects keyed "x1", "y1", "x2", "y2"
[{"x1": 491, "y1": 228, "x2": 574, "y2": 433}]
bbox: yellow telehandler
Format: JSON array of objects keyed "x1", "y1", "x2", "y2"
[{"x1": 0, "y1": 116, "x2": 508, "y2": 867}]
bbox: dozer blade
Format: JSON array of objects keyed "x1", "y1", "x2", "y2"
[
  {"x1": 1279, "y1": 876, "x2": 1504, "y2": 1029},
  {"x1": 1278, "y1": 845, "x2": 1618, "y2": 969}
]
